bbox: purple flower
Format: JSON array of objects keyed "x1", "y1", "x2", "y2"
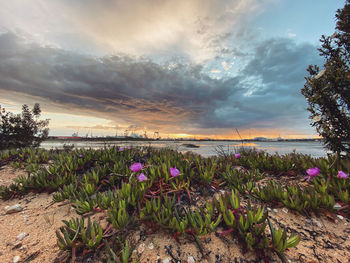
[
  {"x1": 305, "y1": 166, "x2": 319, "y2": 181},
  {"x1": 257, "y1": 150, "x2": 261, "y2": 154},
  {"x1": 170, "y1": 167, "x2": 180, "y2": 177},
  {"x1": 234, "y1": 153, "x2": 241, "y2": 159},
  {"x1": 337, "y1": 171, "x2": 348, "y2": 179},
  {"x1": 127, "y1": 146, "x2": 131, "y2": 149},
  {"x1": 130, "y1": 162, "x2": 143, "y2": 173},
  {"x1": 79, "y1": 154, "x2": 83, "y2": 158},
  {"x1": 138, "y1": 173, "x2": 147, "y2": 181},
  {"x1": 119, "y1": 147, "x2": 124, "y2": 152}
]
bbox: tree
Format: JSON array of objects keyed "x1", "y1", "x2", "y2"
[
  {"x1": 302, "y1": 0, "x2": 350, "y2": 154},
  {"x1": 0, "y1": 103, "x2": 50, "y2": 150}
]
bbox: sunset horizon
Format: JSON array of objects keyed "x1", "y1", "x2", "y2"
[{"x1": 0, "y1": 0, "x2": 344, "y2": 139}]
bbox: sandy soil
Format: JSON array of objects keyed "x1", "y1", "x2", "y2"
[{"x1": 1, "y1": 166, "x2": 350, "y2": 263}]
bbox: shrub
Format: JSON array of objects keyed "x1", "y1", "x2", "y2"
[{"x1": 0, "y1": 103, "x2": 49, "y2": 150}]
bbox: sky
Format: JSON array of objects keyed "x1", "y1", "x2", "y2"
[{"x1": 0, "y1": 0, "x2": 345, "y2": 139}]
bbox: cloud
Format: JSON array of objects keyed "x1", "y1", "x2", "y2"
[
  {"x1": 0, "y1": 32, "x2": 322, "y2": 135},
  {"x1": 0, "y1": 0, "x2": 268, "y2": 63}
]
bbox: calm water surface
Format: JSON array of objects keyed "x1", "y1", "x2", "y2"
[{"x1": 41, "y1": 140, "x2": 328, "y2": 158}]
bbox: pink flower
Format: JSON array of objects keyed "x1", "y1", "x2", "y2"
[
  {"x1": 170, "y1": 167, "x2": 180, "y2": 177},
  {"x1": 337, "y1": 171, "x2": 348, "y2": 179},
  {"x1": 127, "y1": 146, "x2": 131, "y2": 149},
  {"x1": 130, "y1": 162, "x2": 143, "y2": 173},
  {"x1": 305, "y1": 166, "x2": 319, "y2": 181},
  {"x1": 138, "y1": 173, "x2": 147, "y2": 181},
  {"x1": 119, "y1": 147, "x2": 124, "y2": 151},
  {"x1": 79, "y1": 154, "x2": 83, "y2": 158},
  {"x1": 234, "y1": 153, "x2": 241, "y2": 159}
]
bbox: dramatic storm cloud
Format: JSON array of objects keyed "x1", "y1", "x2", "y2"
[
  {"x1": 0, "y1": 0, "x2": 343, "y2": 137},
  {"x1": 0, "y1": 32, "x2": 321, "y2": 135}
]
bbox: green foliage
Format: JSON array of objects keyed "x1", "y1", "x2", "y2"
[
  {"x1": 268, "y1": 217, "x2": 300, "y2": 258},
  {"x1": 302, "y1": 1, "x2": 350, "y2": 154},
  {"x1": 0, "y1": 103, "x2": 49, "y2": 150},
  {"x1": 5, "y1": 146, "x2": 349, "y2": 261},
  {"x1": 56, "y1": 217, "x2": 103, "y2": 251}
]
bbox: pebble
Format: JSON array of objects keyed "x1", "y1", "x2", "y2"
[
  {"x1": 148, "y1": 242, "x2": 154, "y2": 250},
  {"x1": 334, "y1": 203, "x2": 342, "y2": 209},
  {"x1": 337, "y1": 215, "x2": 344, "y2": 220},
  {"x1": 138, "y1": 243, "x2": 145, "y2": 254},
  {"x1": 273, "y1": 208, "x2": 278, "y2": 213},
  {"x1": 16, "y1": 232, "x2": 28, "y2": 241},
  {"x1": 163, "y1": 258, "x2": 171, "y2": 263},
  {"x1": 188, "y1": 255, "x2": 195, "y2": 263},
  {"x1": 13, "y1": 256, "x2": 20, "y2": 263},
  {"x1": 5, "y1": 204, "x2": 23, "y2": 214},
  {"x1": 312, "y1": 219, "x2": 323, "y2": 228},
  {"x1": 282, "y1": 208, "x2": 288, "y2": 214},
  {"x1": 267, "y1": 207, "x2": 272, "y2": 211},
  {"x1": 19, "y1": 245, "x2": 27, "y2": 251}
]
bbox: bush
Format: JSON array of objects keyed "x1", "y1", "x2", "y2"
[
  {"x1": 0, "y1": 103, "x2": 49, "y2": 150},
  {"x1": 302, "y1": 0, "x2": 350, "y2": 154}
]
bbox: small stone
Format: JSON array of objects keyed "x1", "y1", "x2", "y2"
[
  {"x1": 16, "y1": 232, "x2": 28, "y2": 241},
  {"x1": 138, "y1": 243, "x2": 145, "y2": 254},
  {"x1": 337, "y1": 215, "x2": 344, "y2": 220},
  {"x1": 312, "y1": 219, "x2": 323, "y2": 228},
  {"x1": 13, "y1": 256, "x2": 20, "y2": 263},
  {"x1": 273, "y1": 208, "x2": 278, "y2": 213},
  {"x1": 5, "y1": 204, "x2": 23, "y2": 214},
  {"x1": 305, "y1": 219, "x2": 312, "y2": 224},
  {"x1": 148, "y1": 242, "x2": 154, "y2": 250},
  {"x1": 334, "y1": 203, "x2": 342, "y2": 209},
  {"x1": 267, "y1": 207, "x2": 272, "y2": 211},
  {"x1": 19, "y1": 245, "x2": 27, "y2": 251},
  {"x1": 188, "y1": 255, "x2": 195, "y2": 263},
  {"x1": 163, "y1": 258, "x2": 171, "y2": 263},
  {"x1": 282, "y1": 208, "x2": 288, "y2": 214}
]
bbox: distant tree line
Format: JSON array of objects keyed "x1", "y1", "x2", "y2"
[{"x1": 0, "y1": 103, "x2": 49, "y2": 150}]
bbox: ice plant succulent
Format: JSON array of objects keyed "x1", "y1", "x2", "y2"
[
  {"x1": 305, "y1": 167, "x2": 320, "y2": 182},
  {"x1": 138, "y1": 173, "x2": 147, "y2": 181},
  {"x1": 234, "y1": 153, "x2": 241, "y2": 159},
  {"x1": 337, "y1": 171, "x2": 348, "y2": 179},
  {"x1": 130, "y1": 163, "x2": 143, "y2": 173},
  {"x1": 170, "y1": 167, "x2": 180, "y2": 177}
]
